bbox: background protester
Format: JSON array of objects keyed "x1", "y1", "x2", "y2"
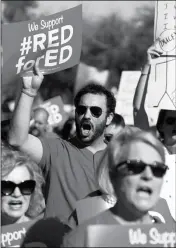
[
  {"x1": 29, "y1": 107, "x2": 49, "y2": 138},
  {"x1": 8, "y1": 63, "x2": 116, "y2": 227},
  {"x1": 104, "y1": 113, "x2": 125, "y2": 144},
  {"x1": 63, "y1": 127, "x2": 168, "y2": 246},
  {"x1": 156, "y1": 110, "x2": 176, "y2": 153},
  {"x1": 61, "y1": 117, "x2": 76, "y2": 140},
  {"x1": 1, "y1": 148, "x2": 45, "y2": 226},
  {"x1": 133, "y1": 43, "x2": 176, "y2": 220},
  {"x1": 29, "y1": 107, "x2": 59, "y2": 138}
]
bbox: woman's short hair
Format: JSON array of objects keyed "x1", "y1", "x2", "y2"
[
  {"x1": 97, "y1": 126, "x2": 165, "y2": 199},
  {"x1": 1, "y1": 147, "x2": 45, "y2": 218}
]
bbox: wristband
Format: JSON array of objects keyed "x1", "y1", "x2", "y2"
[{"x1": 22, "y1": 89, "x2": 37, "y2": 97}]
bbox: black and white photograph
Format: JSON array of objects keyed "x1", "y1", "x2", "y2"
[{"x1": 1, "y1": 1, "x2": 176, "y2": 247}]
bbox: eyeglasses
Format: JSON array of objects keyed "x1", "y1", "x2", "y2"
[
  {"x1": 76, "y1": 105, "x2": 103, "y2": 118},
  {"x1": 1, "y1": 180, "x2": 36, "y2": 196},
  {"x1": 116, "y1": 160, "x2": 168, "y2": 178}
]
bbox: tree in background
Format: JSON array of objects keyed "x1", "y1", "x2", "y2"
[
  {"x1": 81, "y1": 4, "x2": 154, "y2": 89},
  {"x1": 2, "y1": 2, "x2": 155, "y2": 111},
  {"x1": 123, "y1": 4, "x2": 155, "y2": 70},
  {"x1": 2, "y1": 1, "x2": 37, "y2": 23}
]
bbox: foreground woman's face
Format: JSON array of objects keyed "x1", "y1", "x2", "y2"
[
  {"x1": 114, "y1": 141, "x2": 164, "y2": 214},
  {"x1": 2, "y1": 166, "x2": 32, "y2": 222}
]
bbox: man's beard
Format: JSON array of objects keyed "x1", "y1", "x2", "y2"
[{"x1": 76, "y1": 119, "x2": 107, "y2": 145}]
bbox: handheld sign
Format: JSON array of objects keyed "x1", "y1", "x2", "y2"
[
  {"x1": 1, "y1": 220, "x2": 36, "y2": 247},
  {"x1": 146, "y1": 0, "x2": 176, "y2": 114},
  {"x1": 2, "y1": 5, "x2": 82, "y2": 84},
  {"x1": 87, "y1": 224, "x2": 176, "y2": 247},
  {"x1": 115, "y1": 71, "x2": 141, "y2": 125},
  {"x1": 1, "y1": 218, "x2": 68, "y2": 247}
]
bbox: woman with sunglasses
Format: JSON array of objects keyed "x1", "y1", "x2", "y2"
[
  {"x1": 1, "y1": 148, "x2": 45, "y2": 225},
  {"x1": 133, "y1": 42, "x2": 176, "y2": 221},
  {"x1": 63, "y1": 127, "x2": 169, "y2": 247}
]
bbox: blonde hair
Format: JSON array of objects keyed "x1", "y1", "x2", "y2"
[
  {"x1": 1, "y1": 147, "x2": 45, "y2": 218},
  {"x1": 97, "y1": 126, "x2": 165, "y2": 199}
]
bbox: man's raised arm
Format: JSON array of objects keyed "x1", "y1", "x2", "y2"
[
  {"x1": 133, "y1": 42, "x2": 163, "y2": 130},
  {"x1": 8, "y1": 62, "x2": 44, "y2": 164}
]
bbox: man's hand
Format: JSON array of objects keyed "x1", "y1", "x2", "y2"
[
  {"x1": 23, "y1": 60, "x2": 44, "y2": 95},
  {"x1": 147, "y1": 41, "x2": 163, "y2": 64}
]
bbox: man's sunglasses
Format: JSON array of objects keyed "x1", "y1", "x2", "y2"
[
  {"x1": 76, "y1": 105, "x2": 103, "y2": 118},
  {"x1": 1, "y1": 180, "x2": 36, "y2": 196},
  {"x1": 116, "y1": 160, "x2": 168, "y2": 178}
]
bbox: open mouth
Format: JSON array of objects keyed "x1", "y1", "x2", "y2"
[
  {"x1": 83, "y1": 123, "x2": 91, "y2": 130},
  {"x1": 137, "y1": 186, "x2": 152, "y2": 196},
  {"x1": 81, "y1": 122, "x2": 92, "y2": 136},
  {"x1": 9, "y1": 200, "x2": 23, "y2": 209}
]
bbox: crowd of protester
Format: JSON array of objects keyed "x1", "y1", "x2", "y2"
[{"x1": 1, "y1": 41, "x2": 176, "y2": 247}]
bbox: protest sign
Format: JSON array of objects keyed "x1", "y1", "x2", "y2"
[
  {"x1": 146, "y1": 0, "x2": 176, "y2": 113},
  {"x1": 33, "y1": 96, "x2": 68, "y2": 127},
  {"x1": 1, "y1": 220, "x2": 36, "y2": 247},
  {"x1": 115, "y1": 71, "x2": 141, "y2": 125},
  {"x1": 87, "y1": 224, "x2": 176, "y2": 247},
  {"x1": 74, "y1": 62, "x2": 109, "y2": 95},
  {"x1": 2, "y1": 5, "x2": 82, "y2": 85},
  {"x1": 1, "y1": 217, "x2": 68, "y2": 247}
]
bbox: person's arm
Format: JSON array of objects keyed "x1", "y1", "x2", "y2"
[
  {"x1": 133, "y1": 64, "x2": 151, "y2": 112},
  {"x1": 133, "y1": 43, "x2": 163, "y2": 130},
  {"x1": 8, "y1": 62, "x2": 44, "y2": 164},
  {"x1": 133, "y1": 64, "x2": 151, "y2": 130}
]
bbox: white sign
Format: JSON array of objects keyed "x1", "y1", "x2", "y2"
[
  {"x1": 115, "y1": 71, "x2": 141, "y2": 125},
  {"x1": 147, "y1": 0, "x2": 176, "y2": 114}
]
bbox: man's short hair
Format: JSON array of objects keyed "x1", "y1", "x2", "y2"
[
  {"x1": 74, "y1": 83, "x2": 116, "y2": 115},
  {"x1": 111, "y1": 113, "x2": 125, "y2": 127}
]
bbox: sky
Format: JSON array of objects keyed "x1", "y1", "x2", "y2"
[{"x1": 36, "y1": 1, "x2": 154, "y2": 21}]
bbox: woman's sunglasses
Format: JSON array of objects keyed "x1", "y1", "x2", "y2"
[
  {"x1": 76, "y1": 105, "x2": 103, "y2": 118},
  {"x1": 116, "y1": 160, "x2": 168, "y2": 178},
  {"x1": 1, "y1": 180, "x2": 36, "y2": 196}
]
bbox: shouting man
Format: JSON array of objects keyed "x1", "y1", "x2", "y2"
[{"x1": 8, "y1": 63, "x2": 115, "y2": 226}]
